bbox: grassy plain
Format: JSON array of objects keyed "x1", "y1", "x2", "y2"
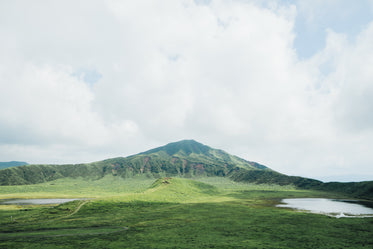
[{"x1": 1, "y1": 176, "x2": 372, "y2": 248}]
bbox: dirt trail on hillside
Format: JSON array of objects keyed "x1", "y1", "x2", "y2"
[
  {"x1": 1, "y1": 200, "x2": 130, "y2": 239},
  {"x1": 64, "y1": 200, "x2": 89, "y2": 218}
]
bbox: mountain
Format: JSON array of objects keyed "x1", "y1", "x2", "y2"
[
  {"x1": 0, "y1": 140, "x2": 269, "y2": 185},
  {"x1": 0, "y1": 140, "x2": 372, "y2": 200},
  {"x1": 137, "y1": 139, "x2": 270, "y2": 171},
  {"x1": 0, "y1": 161, "x2": 28, "y2": 170},
  {"x1": 97, "y1": 139, "x2": 271, "y2": 179}
]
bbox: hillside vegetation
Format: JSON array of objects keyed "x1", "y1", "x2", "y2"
[
  {"x1": 229, "y1": 167, "x2": 373, "y2": 200},
  {"x1": 0, "y1": 140, "x2": 269, "y2": 186},
  {"x1": 1, "y1": 177, "x2": 372, "y2": 248},
  {"x1": 1, "y1": 141, "x2": 372, "y2": 248},
  {"x1": 0, "y1": 140, "x2": 372, "y2": 200}
]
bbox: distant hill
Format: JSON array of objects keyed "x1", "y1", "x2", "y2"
[
  {"x1": 0, "y1": 161, "x2": 28, "y2": 170},
  {"x1": 0, "y1": 140, "x2": 372, "y2": 200},
  {"x1": 228, "y1": 167, "x2": 373, "y2": 200}
]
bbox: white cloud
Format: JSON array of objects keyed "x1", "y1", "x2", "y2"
[
  {"x1": 289, "y1": 21, "x2": 373, "y2": 180},
  {"x1": 309, "y1": 23, "x2": 373, "y2": 134},
  {"x1": 0, "y1": 62, "x2": 141, "y2": 162},
  {"x1": 0, "y1": 0, "x2": 372, "y2": 181}
]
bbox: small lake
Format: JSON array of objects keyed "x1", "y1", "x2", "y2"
[
  {"x1": 277, "y1": 198, "x2": 373, "y2": 218},
  {"x1": 0, "y1": 198, "x2": 81, "y2": 205}
]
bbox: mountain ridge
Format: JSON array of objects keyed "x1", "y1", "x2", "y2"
[
  {"x1": 137, "y1": 139, "x2": 270, "y2": 171},
  {"x1": 0, "y1": 140, "x2": 372, "y2": 200},
  {"x1": 0, "y1": 140, "x2": 269, "y2": 185}
]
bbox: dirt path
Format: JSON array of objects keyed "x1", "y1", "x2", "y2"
[
  {"x1": 1, "y1": 200, "x2": 130, "y2": 239},
  {"x1": 64, "y1": 200, "x2": 89, "y2": 218}
]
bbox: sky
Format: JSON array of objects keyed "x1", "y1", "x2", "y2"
[{"x1": 1, "y1": 0, "x2": 373, "y2": 182}]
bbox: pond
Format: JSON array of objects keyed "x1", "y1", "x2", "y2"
[
  {"x1": 277, "y1": 198, "x2": 373, "y2": 218},
  {"x1": 0, "y1": 198, "x2": 81, "y2": 205}
]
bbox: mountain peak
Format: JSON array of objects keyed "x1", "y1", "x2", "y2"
[{"x1": 141, "y1": 140, "x2": 211, "y2": 156}]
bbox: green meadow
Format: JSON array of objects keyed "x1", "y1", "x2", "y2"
[{"x1": 1, "y1": 176, "x2": 372, "y2": 248}]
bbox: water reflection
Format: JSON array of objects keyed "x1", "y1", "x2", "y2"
[
  {"x1": 0, "y1": 198, "x2": 81, "y2": 205},
  {"x1": 277, "y1": 198, "x2": 373, "y2": 218}
]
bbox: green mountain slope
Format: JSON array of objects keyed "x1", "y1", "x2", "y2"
[
  {"x1": 229, "y1": 167, "x2": 323, "y2": 188},
  {"x1": 144, "y1": 177, "x2": 220, "y2": 202},
  {"x1": 319, "y1": 181, "x2": 373, "y2": 200},
  {"x1": 0, "y1": 140, "x2": 270, "y2": 186},
  {"x1": 0, "y1": 140, "x2": 372, "y2": 200},
  {"x1": 229, "y1": 167, "x2": 373, "y2": 200},
  {"x1": 0, "y1": 163, "x2": 105, "y2": 185},
  {"x1": 140, "y1": 140, "x2": 269, "y2": 170}
]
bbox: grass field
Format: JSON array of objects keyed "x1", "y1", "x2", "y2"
[{"x1": 1, "y1": 176, "x2": 372, "y2": 248}]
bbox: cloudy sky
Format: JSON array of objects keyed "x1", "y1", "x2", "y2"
[{"x1": 1, "y1": 0, "x2": 373, "y2": 182}]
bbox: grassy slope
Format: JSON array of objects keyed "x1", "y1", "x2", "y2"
[
  {"x1": 2, "y1": 139, "x2": 371, "y2": 202},
  {"x1": 0, "y1": 176, "x2": 323, "y2": 200},
  {"x1": 0, "y1": 140, "x2": 270, "y2": 186},
  {"x1": 230, "y1": 168, "x2": 373, "y2": 200},
  {"x1": 1, "y1": 177, "x2": 372, "y2": 248}
]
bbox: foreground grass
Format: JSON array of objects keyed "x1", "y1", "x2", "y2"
[
  {"x1": 0, "y1": 177, "x2": 372, "y2": 248},
  {"x1": 0, "y1": 175, "x2": 156, "y2": 199}
]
